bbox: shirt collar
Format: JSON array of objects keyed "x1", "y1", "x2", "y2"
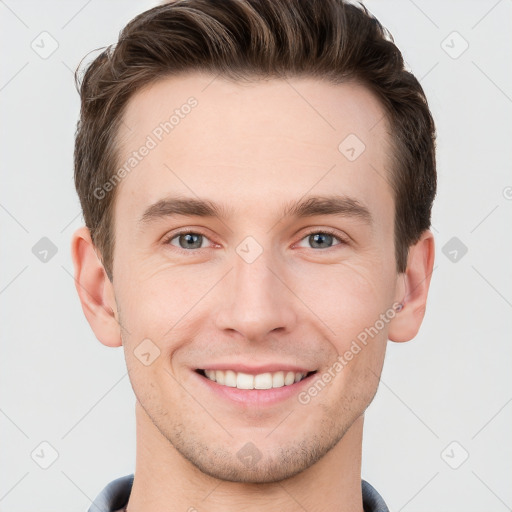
[{"x1": 88, "y1": 474, "x2": 389, "y2": 512}]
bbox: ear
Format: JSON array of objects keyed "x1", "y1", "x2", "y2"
[
  {"x1": 388, "y1": 229, "x2": 435, "y2": 343},
  {"x1": 71, "y1": 226, "x2": 122, "y2": 347}
]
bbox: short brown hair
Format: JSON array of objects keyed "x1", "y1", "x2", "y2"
[{"x1": 74, "y1": 0, "x2": 436, "y2": 281}]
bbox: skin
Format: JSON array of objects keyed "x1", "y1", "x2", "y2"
[{"x1": 72, "y1": 73, "x2": 435, "y2": 512}]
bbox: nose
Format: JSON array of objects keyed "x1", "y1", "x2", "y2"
[{"x1": 214, "y1": 247, "x2": 298, "y2": 342}]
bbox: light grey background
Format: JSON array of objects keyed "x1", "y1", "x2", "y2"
[{"x1": 1, "y1": 0, "x2": 511, "y2": 511}]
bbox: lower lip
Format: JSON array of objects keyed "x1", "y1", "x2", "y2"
[{"x1": 193, "y1": 370, "x2": 317, "y2": 406}]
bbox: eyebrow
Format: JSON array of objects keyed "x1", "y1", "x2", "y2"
[
  {"x1": 282, "y1": 195, "x2": 372, "y2": 225},
  {"x1": 139, "y1": 194, "x2": 373, "y2": 226}
]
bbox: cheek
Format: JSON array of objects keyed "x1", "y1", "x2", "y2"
[
  {"x1": 116, "y1": 264, "x2": 218, "y2": 394},
  {"x1": 124, "y1": 352, "x2": 188, "y2": 426},
  {"x1": 290, "y1": 257, "x2": 395, "y2": 404},
  {"x1": 116, "y1": 259, "x2": 215, "y2": 337},
  {"x1": 292, "y1": 256, "x2": 396, "y2": 338}
]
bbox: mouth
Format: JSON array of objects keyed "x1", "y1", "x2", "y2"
[{"x1": 195, "y1": 368, "x2": 317, "y2": 390}]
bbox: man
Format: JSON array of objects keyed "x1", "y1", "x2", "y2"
[{"x1": 71, "y1": 0, "x2": 436, "y2": 510}]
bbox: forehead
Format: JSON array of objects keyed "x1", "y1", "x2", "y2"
[{"x1": 114, "y1": 72, "x2": 394, "y2": 227}]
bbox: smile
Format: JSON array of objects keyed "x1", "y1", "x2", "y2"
[{"x1": 196, "y1": 369, "x2": 316, "y2": 390}]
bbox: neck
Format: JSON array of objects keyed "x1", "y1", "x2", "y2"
[{"x1": 126, "y1": 402, "x2": 365, "y2": 512}]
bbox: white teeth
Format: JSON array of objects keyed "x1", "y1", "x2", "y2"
[
  {"x1": 202, "y1": 369, "x2": 310, "y2": 389},
  {"x1": 236, "y1": 372, "x2": 254, "y2": 389},
  {"x1": 254, "y1": 372, "x2": 273, "y2": 389},
  {"x1": 284, "y1": 371, "x2": 295, "y2": 385},
  {"x1": 224, "y1": 370, "x2": 237, "y2": 387},
  {"x1": 272, "y1": 371, "x2": 285, "y2": 388},
  {"x1": 216, "y1": 370, "x2": 225, "y2": 385}
]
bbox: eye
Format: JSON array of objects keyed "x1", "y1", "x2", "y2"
[
  {"x1": 166, "y1": 231, "x2": 213, "y2": 250},
  {"x1": 296, "y1": 229, "x2": 347, "y2": 250}
]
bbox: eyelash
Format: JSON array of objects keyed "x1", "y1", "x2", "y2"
[
  {"x1": 162, "y1": 230, "x2": 216, "y2": 253},
  {"x1": 296, "y1": 228, "x2": 349, "y2": 249},
  {"x1": 163, "y1": 228, "x2": 348, "y2": 253}
]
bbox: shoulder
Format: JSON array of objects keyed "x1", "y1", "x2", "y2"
[
  {"x1": 361, "y1": 479, "x2": 390, "y2": 512},
  {"x1": 88, "y1": 474, "x2": 134, "y2": 512}
]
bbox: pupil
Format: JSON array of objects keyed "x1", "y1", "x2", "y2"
[
  {"x1": 180, "y1": 233, "x2": 202, "y2": 249},
  {"x1": 310, "y1": 233, "x2": 332, "y2": 249}
]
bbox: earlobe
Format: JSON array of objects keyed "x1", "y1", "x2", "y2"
[
  {"x1": 388, "y1": 230, "x2": 435, "y2": 343},
  {"x1": 71, "y1": 226, "x2": 122, "y2": 347}
]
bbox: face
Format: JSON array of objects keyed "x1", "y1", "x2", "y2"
[{"x1": 110, "y1": 73, "x2": 401, "y2": 483}]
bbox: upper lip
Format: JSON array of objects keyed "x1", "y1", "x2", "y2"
[{"x1": 197, "y1": 363, "x2": 316, "y2": 374}]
